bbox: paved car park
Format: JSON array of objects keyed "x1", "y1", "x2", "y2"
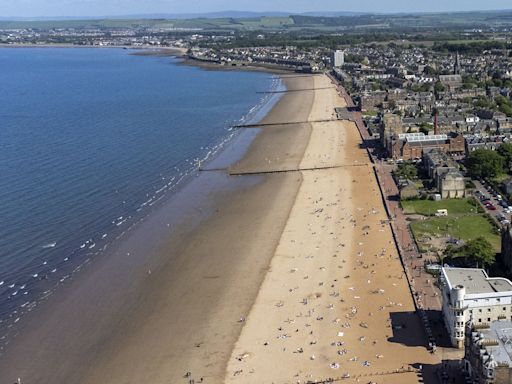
[{"x1": 473, "y1": 179, "x2": 511, "y2": 227}]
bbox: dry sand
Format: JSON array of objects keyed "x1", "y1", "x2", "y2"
[{"x1": 225, "y1": 74, "x2": 438, "y2": 383}]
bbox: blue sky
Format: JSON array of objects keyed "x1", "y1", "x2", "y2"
[{"x1": 1, "y1": 0, "x2": 511, "y2": 17}]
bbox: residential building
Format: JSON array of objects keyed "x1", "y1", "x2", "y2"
[
  {"x1": 465, "y1": 135, "x2": 508, "y2": 155},
  {"x1": 441, "y1": 267, "x2": 512, "y2": 348},
  {"x1": 423, "y1": 149, "x2": 466, "y2": 198},
  {"x1": 332, "y1": 50, "x2": 344, "y2": 67},
  {"x1": 464, "y1": 320, "x2": 512, "y2": 384}
]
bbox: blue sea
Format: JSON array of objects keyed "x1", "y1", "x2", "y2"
[{"x1": 0, "y1": 48, "x2": 280, "y2": 346}]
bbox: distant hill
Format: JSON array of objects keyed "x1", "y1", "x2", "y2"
[
  {"x1": 1, "y1": 9, "x2": 512, "y2": 31},
  {"x1": 0, "y1": 10, "x2": 378, "y2": 21}
]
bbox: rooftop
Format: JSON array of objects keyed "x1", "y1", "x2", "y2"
[
  {"x1": 443, "y1": 267, "x2": 512, "y2": 295},
  {"x1": 398, "y1": 132, "x2": 448, "y2": 144},
  {"x1": 471, "y1": 321, "x2": 512, "y2": 367}
]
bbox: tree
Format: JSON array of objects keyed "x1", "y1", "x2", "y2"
[
  {"x1": 418, "y1": 122, "x2": 433, "y2": 135},
  {"x1": 495, "y1": 95, "x2": 512, "y2": 117},
  {"x1": 460, "y1": 237, "x2": 496, "y2": 267},
  {"x1": 466, "y1": 149, "x2": 504, "y2": 179},
  {"x1": 498, "y1": 142, "x2": 512, "y2": 171},
  {"x1": 424, "y1": 65, "x2": 437, "y2": 76},
  {"x1": 501, "y1": 104, "x2": 512, "y2": 117},
  {"x1": 394, "y1": 162, "x2": 417, "y2": 180},
  {"x1": 474, "y1": 96, "x2": 495, "y2": 110},
  {"x1": 434, "y1": 81, "x2": 445, "y2": 93}
]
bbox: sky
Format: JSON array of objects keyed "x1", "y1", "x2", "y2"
[{"x1": 1, "y1": 0, "x2": 511, "y2": 18}]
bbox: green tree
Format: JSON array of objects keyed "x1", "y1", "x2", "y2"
[
  {"x1": 474, "y1": 96, "x2": 495, "y2": 110},
  {"x1": 434, "y1": 81, "x2": 445, "y2": 93},
  {"x1": 501, "y1": 104, "x2": 512, "y2": 117},
  {"x1": 498, "y1": 142, "x2": 512, "y2": 171},
  {"x1": 466, "y1": 149, "x2": 505, "y2": 179},
  {"x1": 394, "y1": 162, "x2": 418, "y2": 180},
  {"x1": 461, "y1": 237, "x2": 496, "y2": 267},
  {"x1": 424, "y1": 65, "x2": 437, "y2": 76}
]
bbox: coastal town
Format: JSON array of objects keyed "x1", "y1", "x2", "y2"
[{"x1": 3, "y1": 11, "x2": 512, "y2": 384}]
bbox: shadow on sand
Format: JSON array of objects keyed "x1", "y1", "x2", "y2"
[
  {"x1": 411, "y1": 360, "x2": 466, "y2": 384},
  {"x1": 387, "y1": 310, "x2": 453, "y2": 348}
]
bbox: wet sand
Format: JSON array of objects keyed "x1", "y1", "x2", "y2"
[{"x1": 0, "y1": 76, "x2": 315, "y2": 383}]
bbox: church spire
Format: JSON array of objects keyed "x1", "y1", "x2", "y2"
[{"x1": 454, "y1": 51, "x2": 461, "y2": 75}]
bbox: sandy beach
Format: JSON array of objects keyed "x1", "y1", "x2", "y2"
[
  {"x1": 225, "y1": 74, "x2": 438, "y2": 383},
  {"x1": 0, "y1": 73, "x2": 439, "y2": 384}
]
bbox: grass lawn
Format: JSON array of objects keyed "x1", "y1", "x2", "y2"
[
  {"x1": 401, "y1": 198, "x2": 478, "y2": 216},
  {"x1": 410, "y1": 215, "x2": 501, "y2": 252}
]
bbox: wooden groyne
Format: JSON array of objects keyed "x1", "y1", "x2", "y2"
[{"x1": 231, "y1": 118, "x2": 337, "y2": 129}]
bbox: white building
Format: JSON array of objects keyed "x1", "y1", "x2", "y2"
[
  {"x1": 332, "y1": 50, "x2": 344, "y2": 67},
  {"x1": 441, "y1": 267, "x2": 512, "y2": 348}
]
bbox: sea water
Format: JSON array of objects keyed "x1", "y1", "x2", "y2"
[{"x1": 0, "y1": 48, "x2": 281, "y2": 346}]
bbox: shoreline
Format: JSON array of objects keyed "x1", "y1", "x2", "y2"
[
  {"x1": 0, "y1": 61, "x2": 315, "y2": 383},
  {"x1": 0, "y1": 43, "x2": 302, "y2": 74}
]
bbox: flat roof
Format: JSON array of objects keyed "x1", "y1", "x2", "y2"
[
  {"x1": 473, "y1": 321, "x2": 512, "y2": 366},
  {"x1": 443, "y1": 267, "x2": 512, "y2": 295}
]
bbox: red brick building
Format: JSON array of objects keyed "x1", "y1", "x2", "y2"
[{"x1": 387, "y1": 132, "x2": 465, "y2": 160}]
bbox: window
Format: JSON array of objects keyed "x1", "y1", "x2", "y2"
[
  {"x1": 479, "y1": 309, "x2": 482, "y2": 313},
  {"x1": 504, "y1": 307, "x2": 506, "y2": 311},
  {"x1": 488, "y1": 308, "x2": 491, "y2": 312},
  {"x1": 488, "y1": 318, "x2": 491, "y2": 322}
]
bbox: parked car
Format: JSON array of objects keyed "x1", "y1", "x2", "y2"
[{"x1": 487, "y1": 204, "x2": 497, "y2": 210}]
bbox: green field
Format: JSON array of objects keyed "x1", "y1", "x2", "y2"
[
  {"x1": 401, "y1": 198, "x2": 480, "y2": 216},
  {"x1": 410, "y1": 215, "x2": 500, "y2": 251}
]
